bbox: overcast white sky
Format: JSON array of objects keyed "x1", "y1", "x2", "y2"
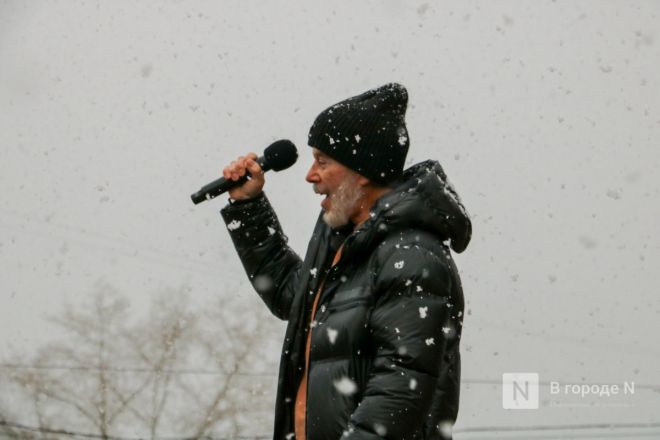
[{"x1": 1, "y1": 0, "x2": 659, "y2": 437}]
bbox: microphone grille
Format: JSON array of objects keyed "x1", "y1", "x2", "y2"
[{"x1": 264, "y1": 139, "x2": 298, "y2": 171}]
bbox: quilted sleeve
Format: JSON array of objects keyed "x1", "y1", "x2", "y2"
[{"x1": 220, "y1": 193, "x2": 302, "y2": 320}]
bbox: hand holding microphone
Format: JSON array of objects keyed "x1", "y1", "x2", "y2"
[
  {"x1": 222, "y1": 152, "x2": 265, "y2": 201},
  {"x1": 190, "y1": 139, "x2": 298, "y2": 205}
]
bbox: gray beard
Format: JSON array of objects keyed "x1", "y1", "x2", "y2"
[{"x1": 322, "y1": 180, "x2": 364, "y2": 228}]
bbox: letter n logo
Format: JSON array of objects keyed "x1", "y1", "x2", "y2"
[{"x1": 502, "y1": 373, "x2": 539, "y2": 409}]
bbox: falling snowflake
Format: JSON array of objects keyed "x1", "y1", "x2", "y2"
[
  {"x1": 227, "y1": 220, "x2": 242, "y2": 231},
  {"x1": 354, "y1": 134, "x2": 361, "y2": 143},
  {"x1": 310, "y1": 267, "x2": 318, "y2": 278},
  {"x1": 438, "y1": 421, "x2": 454, "y2": 438},
  {"x1": 425, "y1": 338, "x2": 435, "y2": 346},
  {"x1": 409, "y1": 378, "x2": 418, "y2": 390},
  {"x1": 267, "y1": 226, "x2": 276, "y2": 235},
  {"x1": 327, "y1": 328, "x2": 338, "y2": 344},
  {"x1": 442, "y1": 326, "x2": 451, "y2": 335},
  {"x1": 418, "y1": 306, "x2": 428, "y2": 319},
  {"x1": 579, "y1": 235, "x2": 597, "y2": 249},
  {"x1": 334, "y1": 377, "x2": 357, "y2": 395},
  {"x1": 405, "y1": 279, "x2": 412, "y2": 286},
  {"x1": 374, "y1": 423, "x2": 387, "y2": 436},
  {"x1": 398, "y1": 135, "x2": 408, "y2": 145},
  {"x1": 606, "y1": 189, "x2": 621, "y2": 200},
  {"x1": 394, "y1": 260, "x2": 405, "y2": 269},
  {"x1": 254, "y1": 275, "x2": 273, "y2": 292}
]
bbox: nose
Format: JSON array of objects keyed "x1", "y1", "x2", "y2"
[{"x1": 306, "y1": 161, "x2": 320, "y2": 184}]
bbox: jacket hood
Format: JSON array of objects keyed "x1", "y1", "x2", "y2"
[{"x1": 345, "y1": 160, "x2": 472, "y2": 255}]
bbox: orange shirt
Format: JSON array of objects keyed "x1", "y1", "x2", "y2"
[{"x1": 294, "y1": 245, "x2": 343, "y2": 440}]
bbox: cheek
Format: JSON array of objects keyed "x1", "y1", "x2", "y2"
[
  {"x1": 322, "y1": 171, "x2": 343, "y2": 190},
  {"x1": 325, "y1": 181, "x2": 341, "y2": 195}
]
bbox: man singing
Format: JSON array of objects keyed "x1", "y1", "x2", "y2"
[{"x1": 219, "y1": 83, "x2": 471, "y2": 440}]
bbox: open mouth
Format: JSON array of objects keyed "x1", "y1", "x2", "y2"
[
  {"x1": 313, "y1": 185, "x2": 330, "y2": 208},
  {"x1": 321, "y1": 195, "x2": 330, "y2": 209}
]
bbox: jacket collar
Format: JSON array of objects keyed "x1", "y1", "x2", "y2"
[{"x1": 321, "y1": 160, "x2": 472, "y2": 264}]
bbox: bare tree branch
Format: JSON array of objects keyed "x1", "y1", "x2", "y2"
[{"x1": 1, "y1": 281, "x2": 274, "y2": 439}]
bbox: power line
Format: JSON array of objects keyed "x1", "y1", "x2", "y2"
[
  {"x1": 2, "y1": 364, "x2": 659, "y2": 391},
  {"x1": 454, "y1": 422, "x2": 660, "y2": 439},
  {"x1": 467, "y1": 316, "x2": 660, "y2": 358},
  {"x1": 0, "y1": 420, "x2": 136, "y2": 440},
  {"x1": 0, "y1": 220, "x2": 227, "y2": 282},
  {"x1": 454, "y1": 421, "x2": 660, "y2": 434},
  {"x1": 3, "y1": 419, "x2": 660, "y2": 440},
  {"x1": 0, "y1": 363, "x2": 274, "y2": 377},
  {"x1": 3, "y1": 209, "x2": 657, "y2": 361},
  {"x1": 0, "y1": 420, "x2": 269, "y2": 440},
  {"x1": 0, "y1": 207, "x2": 245, "y2": 282},
  {"x1": 456, "y1": 430, "x2": 660, "y2": 440},
  {"x1": 0, "y1": 207, "x2": 212, "y2": 266},
  {"x1": 460, "y1": 377, "x2": 660, "y2": 391}
]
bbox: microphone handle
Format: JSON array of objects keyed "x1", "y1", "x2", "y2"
[
  {"x1": 190, "y1": 156, "x2": 269, "y2": 205},
  {"x1": 190, "y1": 175, "x2": 248, "y2": 204}
]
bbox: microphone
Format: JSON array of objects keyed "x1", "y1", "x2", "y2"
[{"x1": 190, "y1": 139, "x2": 298, "y2": 205}]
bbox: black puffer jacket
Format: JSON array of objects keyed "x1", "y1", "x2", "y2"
[{"x1": 221, "y1": 160, "x2": 471, "y2": 440}]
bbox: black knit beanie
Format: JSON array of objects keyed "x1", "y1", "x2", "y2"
[{"x1": 307, "y1": 83, "x2": 409, "y2": 185}]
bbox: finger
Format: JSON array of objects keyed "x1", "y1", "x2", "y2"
[
  {"x1": 238, "y1": 157, "x2": 248, "y2": 176},
  {"x1": 246, "y1": 158, "x2": 263, "y2": 176},
  {"x1": 229, "y1": 163, "x2": 239, "y2": 180},
  {"x1": 230, "y1": 160, "x2": 243, "y2": 179}
]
